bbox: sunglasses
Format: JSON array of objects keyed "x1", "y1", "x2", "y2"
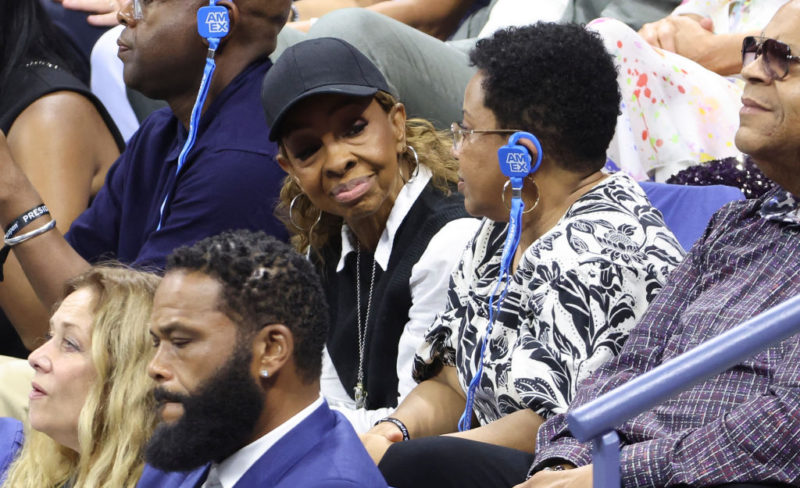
[{"x1": 742, "y1": 36, "x2": 800, "y2": 80}]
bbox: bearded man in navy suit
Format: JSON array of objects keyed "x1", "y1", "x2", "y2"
[{"x1": 136, "y1": 230, "x2": 387, "y2": 488}]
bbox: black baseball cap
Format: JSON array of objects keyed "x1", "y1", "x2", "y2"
[{"x1": 261, "y1": 37, "x2": 393, "y2": 141}]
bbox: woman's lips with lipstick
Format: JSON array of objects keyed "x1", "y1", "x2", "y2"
[
  {"x1": 30, "y1": 382, "x2": 46, "y2": 400},
  {"x1": 331, "y1": 175, "x2": 374, "y2": 204}
]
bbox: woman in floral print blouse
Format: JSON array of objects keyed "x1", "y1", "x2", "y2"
[{"x1": 360, "y1": 23, "x2": 686, "y2": 488}]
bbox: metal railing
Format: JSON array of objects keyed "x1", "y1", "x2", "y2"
[{"x1": 566, "y1": 294, "x2": 800, "y2": 488}]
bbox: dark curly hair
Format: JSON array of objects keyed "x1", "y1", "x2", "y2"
[
  {"x1": 469, "y1": 23, "x2": 620, "y2": 173},
  {"x1": 166, "y1": 230, "x2": 328, "y2": 384}
]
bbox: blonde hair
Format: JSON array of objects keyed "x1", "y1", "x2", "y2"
[
  {"x1": 277, "y1": 91, "x2": 459, "y2": 253},
  {"x1": 3, "y1": 265, "x2": 160, "y2": 488}
]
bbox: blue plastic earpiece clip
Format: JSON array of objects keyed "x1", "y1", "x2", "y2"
[
  {"x1": 197, "y1": 5, "x2": 230, "y2": 39},
  {"x1": 497, "y1": 131, "x2": 542, "y2": 180}
]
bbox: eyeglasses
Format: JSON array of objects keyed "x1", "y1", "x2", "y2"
[
  {"x1": 450, "y1": 122, "x2": 520, "y2": 151},
  {"x1": 131, "y1": 0, "x2": 145, "y2": 19},
  {"x1": 742, "y1": 36, "x2": 800, "y2": 81}
]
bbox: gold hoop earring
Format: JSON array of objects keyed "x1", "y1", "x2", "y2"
[{"x1": 501, "y1": 178, "x2": 539, "y2": 214}]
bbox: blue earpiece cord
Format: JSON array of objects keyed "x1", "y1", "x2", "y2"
[
  {"x1": 156, "y1": 1, "x2": 225, "y2": 231},
  {"x1": 458, "y1": 176, "x2": 525, "y2": 431},
  {"x1": 458, "y1": 131, "x2": 540, "y2": 431}
]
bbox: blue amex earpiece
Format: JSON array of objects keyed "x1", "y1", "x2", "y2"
[
  {"x1": 156, "y1": 2, "x2": 231, "y2": 231},
  {"x1": 458, "y1": 131, "x2": 543, "y2": 432},
  {"x1": 497, "y1": 131, "x2": 543, "y2": 182},
  {"x1": 197, "y1": 3, "x2": 230, "y2": 38}
]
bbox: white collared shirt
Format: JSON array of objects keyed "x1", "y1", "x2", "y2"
[
  {"x1": 320, "y1": 164, "x2": 480, "y2": 432},
  {"x1": 202, "y1": 396, "x2": 324, "y2": 488}
]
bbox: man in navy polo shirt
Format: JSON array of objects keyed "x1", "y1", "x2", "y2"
[{"x1": 0, "y1": 0, "x2": 290, "y2": 352}]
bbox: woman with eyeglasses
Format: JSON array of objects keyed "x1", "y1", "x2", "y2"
[
  {"x1": 590, "y1": 0, "x2": 788, "y2": 182},
  {"x1": 359, "y1": 23, "x2": 685, "y2": 488},
  {"x1": 260, "y1": 37, "x2": 479, "y2": 434},
  {"x1": 0, "y1": 265, "x2": 159, "y2": 488}
]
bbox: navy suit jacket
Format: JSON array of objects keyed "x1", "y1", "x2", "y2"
[
  {"x1": 137, "y1": 401, "x2": 388, "y2": 488},
  {"x1": 0, "y1": 418, "x2": 24, "y2": 481}
]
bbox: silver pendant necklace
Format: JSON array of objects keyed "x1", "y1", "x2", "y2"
[{"x1": 354, "y1": 244, "x2": 376, "y2": 409}]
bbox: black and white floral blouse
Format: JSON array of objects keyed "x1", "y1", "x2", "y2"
[{"x1": 413, "y1": 172, "x2": 685, "y2": 425}]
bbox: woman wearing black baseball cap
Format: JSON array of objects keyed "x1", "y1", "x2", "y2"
[{"x1": 261, "y1": 37, "x2": 479, "y2": 433}]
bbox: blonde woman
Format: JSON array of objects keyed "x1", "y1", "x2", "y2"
[
  {"x1": 0, "y1": 265, "x2": 159, "y2": 487},
  {"x1": 261, "y1": 37, "x2": 480, "y2": 433}
]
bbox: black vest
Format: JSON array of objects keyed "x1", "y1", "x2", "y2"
[{"x1": 318, "y1": 183, "x2": 471, "y2": 409}]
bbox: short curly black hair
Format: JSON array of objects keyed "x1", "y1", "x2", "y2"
[
  {"x1": 166, "y1": 230, "x2": 328, "y2": 384},
  {"x1": 470, "y1": 23, "x2": 620, "y2": 173}
]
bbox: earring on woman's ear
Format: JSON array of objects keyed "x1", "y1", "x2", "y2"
[
  {"x1": 288, "y1": 194, "x2": 322, "y2": 232},
  {"x1": 288, "y1": 193, "x2": 322, "y2": 259},
  {"x1": 402, "y1": 145, "x2": 420, "y2": 184},
  {"x1": 260, "y1": 368, "x2": 269, "y2": 379},
  {"x1": 501, "y1": 179, "x2": 539, "y2": 214}
]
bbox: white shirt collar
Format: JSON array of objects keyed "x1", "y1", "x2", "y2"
[
  {"x1": 336, "y1": 164, "x2": 433, "y2": 272},
  {"x1": 210, "y1": 396, "x2": 324, "y2": 488}
]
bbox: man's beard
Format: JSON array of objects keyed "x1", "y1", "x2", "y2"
[{"x1": 144, "y1": 343, "x2": 265, "y2": 471}]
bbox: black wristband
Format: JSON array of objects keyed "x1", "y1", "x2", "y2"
[
  {"x1": 4, "y1": 204, "x2": 50, "y2": 240},
  {"x1": 0, "y1": 204, "x2": 50, "y2": 282},
  {"x1": 374, "y1": 417, "x2": 410, "y2": 441}
]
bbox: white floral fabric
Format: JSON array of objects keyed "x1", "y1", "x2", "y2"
[
  {"x1": 591, "y1": 0, "x2": 787, "y2": 181},
  {"x1": 413, "y1": 173, "x2": 685, "y2": 425}
]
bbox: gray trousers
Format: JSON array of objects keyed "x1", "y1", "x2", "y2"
[
  {"x1": 273, "y1": 9, "x2": 477, "y2": 129},
  {"x1": 269, "y1": 2, "x2": 680, "y2": 130}
]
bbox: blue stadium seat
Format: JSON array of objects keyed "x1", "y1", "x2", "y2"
[{"x1": 639, "y1": 181, "x2": 744, "y2": 252}]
